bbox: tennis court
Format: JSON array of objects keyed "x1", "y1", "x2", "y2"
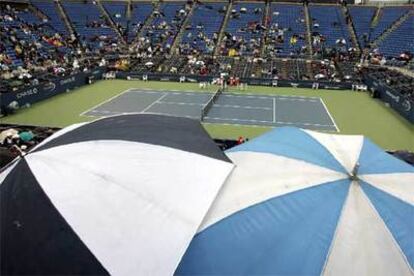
[{"x1": 81, "y1": 88, "x2": 338, "y2": 131}]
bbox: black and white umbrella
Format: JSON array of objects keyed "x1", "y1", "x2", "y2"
[{"x1": 0, "y1": 114, "x2": 233, "y2": 275}]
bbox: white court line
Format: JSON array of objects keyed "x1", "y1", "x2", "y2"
[
  {"x1": 319, "y1": 98, "x2": 340, "y2": 132},
  {"x1": 273, "y1": 98, "x2": 276, "y2": 123},
  {"x1": 277, "y1": 98, "x2": 319, "y2": 102},
  {"x1": 141, "y1": 111, "x2": 199, "y2": 120},
  {"x1": 205, "y1": 116, "x2": 336, "y2": 128},
  {"x1": 221, "y1": 94, "x2": 270, "y2": 100},
  {"x1": 136, "y1": 88, "x2": 207, "y2": 94},
  {"x1": 214, "y1": 104, "x2": 272, "y2": 111},
  {"x1": 202, "y1": 121, "x2": 271, "y2": 129},
  {"x1": 83, "y1": 110, "x2": 123, "y2": 118},
  {"x1": 205, "y1": 117, "x2": 273, "y2": 124},
  {"x1": 86, "y1": 109, "x2": 199, "y2": 121},
  {"x1": 202, "y1": 122, "x2": 340, "y2": 133},
  {"x1": 158, "y1": 101, "x2": 204, "y2": 106},
  {"x1": 128, "y1": 89, "x2": 174, "y2": 95},
  {"x1": 225, "y1": 91, "x2": 320, "y2": 100},
  {"x1": 275, "y1": 121, "x2": 336, "y2": 128},
  {"x1": 141, "y1": 93, "x2": 169, "y2": 113},
  {"x1": 80, "y1": 89, "x2": 133, "y2": 116}
]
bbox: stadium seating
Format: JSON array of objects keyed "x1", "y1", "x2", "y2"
[
  {"x1": 62, "y1": 0, "x2": 118, "y2": 49},
  {"x1": 347, "y1": 5, "x2": 413, "y2": 56},
  {"x1": 128, "y1": 2, "x2": 153, "y2": 42},
  {"x1": 364, "y1": 66, "x2": 414, "y2": 101},
  {"x1": 266, "y1": 3, "x2": 307, "y2": 57},
  {"x1": 0, "y1": 7, "x2": 67, "y2": 68},
  {"x1": 370, "y1": 6, "x2": 408, "y2": 42},
  {"x1": 180, "y1": 2, "x2": 226, "y2": 54},
  {"x1": 308, "y1": 5, "x2": 351, "y2": 52},
  {"x1": 142, "y1": 2, "x2": 187, "y2": 50},
  {"x1": 1, "y1": 1, "x2": 413, "y2": 91},
  {"x1": 348, "y1": 6, "x2": 377, "y2": 48},
  {"x1": 102, "y1": 1, "x2": 128, "y2": 36},
  {"x1": 377, "y1": 14, "x2": 413, "y2": 57},
  {"x1": 32, "y1": 0, "x2": 69, "y2": 37},
  {"x1": 221, "y1": 2, "x2": 265, "y2": 56}
]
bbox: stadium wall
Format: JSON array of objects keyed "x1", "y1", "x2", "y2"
[
  {"x1": 0, "y1": 68, "x2": 106, "y2": 115},
  {"x1": 115, "y1": 72, "x2": 354, "y2": 90},
  {"x1": 363, "y1": 75, "x2": 414, "y2": 123}
]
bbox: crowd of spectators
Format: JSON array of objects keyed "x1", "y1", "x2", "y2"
[
  {"x1": 218, "y1": 4, "x2": 265, "y2": 57},
  {"x1": 362, "y1": 66, "x2": 414, "y2": 102},
  {"x1": 178, "y1": 2, "x2": 226, "y2": 56},
  {"x1": 264, "y1": 4, "x2": 308, "y2": 58},
  {"x1": 0, "y1": 125, "x2": 57, "y2": 168},
  {"x1": 1, "y1": 1, "x2": 412, "y2": 94},
  {"x1": 0, "y1": 4, "x2": 112, "y2": 93},
  {"x1": 129, "y1": 2, "x2": 190, "y2": 58}
]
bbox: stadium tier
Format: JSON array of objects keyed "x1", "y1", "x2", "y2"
[
  {"x1": 0, "y1": 1, "x2": 413, "y2": 107},
  {"x1": 128, "y1": 2, "x2": 153, "y2": 42},
  {"x1": 1, "y1": 2, "x2": 413, "y2": 275},
  {"x1": 62, "y1": 0, "x2": 118, "y2": 49},
  {"x1": 265, "y1": 3, "x2": 307, "y2": 57},
  {"x1": 32, "y1": 0, "x2": 69, "y2": 37},
  {"x1": 220, "y1": 2, "x2": 265, "y2": 56},
  {"x1": 180, "y1": 2, "x2": 226, "y2": 54},
  {"x1": 102, "y1": 1, "x2": 128, "y2": 35}
]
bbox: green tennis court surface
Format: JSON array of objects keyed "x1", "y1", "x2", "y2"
[
  {"x1": 1, "y1": 80, "x2": 413, "y2": 151},
  {"x1": 82, "y1": 88, "x2": 338, "y2": 132}
]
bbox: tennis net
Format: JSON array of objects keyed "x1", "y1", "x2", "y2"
[{"x1": 200, "y1": 88, "x2": 223, "y2": 121}]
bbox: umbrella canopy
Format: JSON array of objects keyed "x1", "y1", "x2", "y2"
[
  {"x1": 0, "y1": 114, "x2": 233, "y2": 275},
  {"x1": 177, "y1": 127, "x2": 414, "y2": 275}
]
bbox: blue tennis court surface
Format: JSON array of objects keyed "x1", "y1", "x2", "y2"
[{"x1": 81, "y1": 88, "x2": 338, "y2": 132}]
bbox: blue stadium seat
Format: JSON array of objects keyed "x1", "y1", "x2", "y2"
[
  {"x1": 181, "y1": 2, "x2": 225, "y2": 54},
  {"x1": 62, "y1": 0, "x2": 118, "y2": 49},
  {"x1": 268, "y1": 3, "x2": 306, "y2": 56},
  {"x1": 309, "y1": 5, "x2": 351, "y2": 50}
]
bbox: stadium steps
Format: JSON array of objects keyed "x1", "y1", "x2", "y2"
[
  {"x1": 259, "y1": 1, "x2": 271, "y2": 57},
  {"x1": 333, "y1": 60, "x2": 345, "y2": 80},
  {"x1": 160, "y1": 55, "x2": 187, "y2": 74},
  {"x1": 389, "y1": 66, "x2": 414, "y2": 78},
  {"x1": 304, "y1": 3, "x2": 313, "y2": 57},
  {"x1": 371, "y1": 9, "x2": 414, "y2": 48},
  {"x1": 28, "y1": 4, "x2": 48, "y2": 22},
  {"x1": 281, "y1": 59, "x2": 289, "y2": 79},
  {"x1": 96, "y1": 0, "x2": 125, "y2": 44},
  {"x1": 243, "y1": 59, "x2": 254, "y2": 78},
  {"x1": 342, "y1": 5, "x2": 361, "y2": 54},
  {"x1": 371, "y1": 6, "x2": 382, "y2": 29},
  {"x1": 306, "y1": 60, "x2": 313, "y2": 79},
  {"x1": 214, "y1": 1, "x2": 232, "y2": 56},
  {"x1": 170, "y1": 2, "x2": 196, "y2": 55},
  {"x1": 126, "y1": 1, "x2": 131, "y2": 20},
  {"x1": 131, "y1": 2, "x2": 159, "y2": 47},
  {"x1": 252, "y1": 60, "x2": 263, "y2": 78},
  {"x1": 230, "y1": 58, "x2": 245, "y2": 78},
  {"x1": 56, "y1": 0, "x2": 75, "y2": 37}
]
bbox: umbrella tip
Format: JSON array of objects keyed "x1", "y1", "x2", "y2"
[{"x1": 349, "y1": 163, "x2": 360, "y2": 181}]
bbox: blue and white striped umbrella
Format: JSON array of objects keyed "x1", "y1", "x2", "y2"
[{"x1": 177, "y1": 127, "x2": 414, "y2": 275}]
